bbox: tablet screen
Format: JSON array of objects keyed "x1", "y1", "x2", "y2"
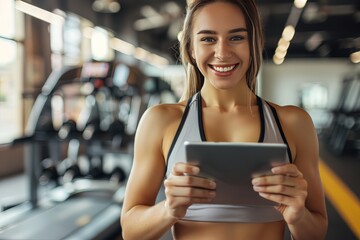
[{"x1": 184, "y1": 141, "x2": 289, "y2": 206}]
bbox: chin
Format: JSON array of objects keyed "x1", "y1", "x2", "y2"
[{"x1": 211, "y1": 81, "x2": 239, "y2": 90}]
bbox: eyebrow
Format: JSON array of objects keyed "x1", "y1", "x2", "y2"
[{"x1": 197, "y1": 27, "x2": 247, "y2": 35}]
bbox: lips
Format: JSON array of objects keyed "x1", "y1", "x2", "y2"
[{"x1": 210, "y1": 64, "x2": 238, "y2": 73}]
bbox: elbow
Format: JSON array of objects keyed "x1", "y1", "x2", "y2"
[
  {"x1": 314, "y1": 212, "x2": 328, "y2": 240},
  {"x1": 121, "y1": 211, "x2": 141, "y2": 240},
  {"x1": 321, "y1": 214, "x2": 328, "y2": 239},
  {"x1": 121, "y1": 214, "x2": 131, "y2": 240}
]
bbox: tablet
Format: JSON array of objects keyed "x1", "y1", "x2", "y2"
[{"x1": 184, "y1": 141, "x2": 289, "y2": 206}]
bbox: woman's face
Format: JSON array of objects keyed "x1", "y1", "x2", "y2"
[{"x1": 191, "y1": 2, "x2": 250, "y2": 91}]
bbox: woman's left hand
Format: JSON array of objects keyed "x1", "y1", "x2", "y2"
[{"x1": 252, "y1": 163, "x2": 308, "y2": 224}]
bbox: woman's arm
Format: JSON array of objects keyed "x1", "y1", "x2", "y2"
[
  {"x1": 252, "y1": 106, "x2": 328, "y2": 240},
  {"x1": 121, "y1": 104, "x2": 216, "y2": 240},
  {"x1": 121, "y1": 105, "x2": 179, "y2": 240},
  {"x1": 284, "y1": 106, "x2": 328, "y2": 239}
]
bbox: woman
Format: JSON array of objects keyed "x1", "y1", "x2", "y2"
[{"x1": 121, "y1": 0, "x2": 328, "y2": 239}]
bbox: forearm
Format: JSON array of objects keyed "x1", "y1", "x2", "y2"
[
  {"x1": 121, "y1": 200, "x2": 177, "y2": 240},
  {"x1": 288, "y1": 209, "x2": 327, "y2": 240}
]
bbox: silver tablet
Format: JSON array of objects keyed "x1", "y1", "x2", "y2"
[{"x1": 184, "y1": 141, "x2": 289, "y2": 206}]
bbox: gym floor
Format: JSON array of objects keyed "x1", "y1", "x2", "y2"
[
  {"x1": 318, "y1": 136, "x2": 360, "y2": 240},
  {"x1": 0, "y1": 138, "x2": 359, "y2": 240}
]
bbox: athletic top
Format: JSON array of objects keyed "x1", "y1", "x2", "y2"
[{"x1": 164, "y1": 92, "x2": 293, "y2": 223}]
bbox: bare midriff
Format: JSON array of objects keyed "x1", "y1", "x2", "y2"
[{"x1": 173, "y1": 220, "x2": 285, "y2": 240}]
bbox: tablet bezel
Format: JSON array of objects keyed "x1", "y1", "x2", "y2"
[{"x1": 184, "y1": 141, "x2": 289, "y2": 206}]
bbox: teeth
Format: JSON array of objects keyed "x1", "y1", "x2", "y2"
[{"x1": 212, "y1": 65, "x2": 236, "y2": 72}]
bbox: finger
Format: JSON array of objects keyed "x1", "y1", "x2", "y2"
[
  {"x1": 166, "y1": 186, "x2": 216, "y2": 199},
  {"x1": 171, "y1": 162, "x2": 200, "y2": 176},
  {"x1": 164, "y1": 176, "x2": 216, "y2": 190},
  {"x1": 253, "y1": 184, "x2": 297, "y2": 196},
  {"x1": 252, "y1": 174, "x2": 296, "y2": 187},
  {"x1": 271, "y1": 164, "x2": 303, "y2": 178}
]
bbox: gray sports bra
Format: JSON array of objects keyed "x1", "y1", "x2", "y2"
[{"x1": 164, "y1": 92, "x2": 293, "y2": 223}]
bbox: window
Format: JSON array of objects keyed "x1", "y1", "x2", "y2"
[{"x1": 0, "y1": 0, "x2": 24, "y2": 144}]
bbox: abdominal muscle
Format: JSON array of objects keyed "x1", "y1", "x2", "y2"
[{"x1": 172, "y1": 220, "x2": 286, "y2": 240}]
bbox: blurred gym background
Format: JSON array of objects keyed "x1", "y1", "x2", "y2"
[{"x1": 0, "y1": 0, "x2": 359, "y2": 239}]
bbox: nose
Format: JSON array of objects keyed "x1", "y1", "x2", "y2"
[{"x1": 214, "y1": 40, "x2": 232, "y2": 60}]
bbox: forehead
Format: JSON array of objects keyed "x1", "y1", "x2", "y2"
[{"x1": 192, "y1": 2, "x2": 247, "y2": 32}]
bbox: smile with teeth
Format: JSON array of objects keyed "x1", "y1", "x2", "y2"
[{"x1": 211, "y1": 64, "x2": 237, "y2": 73}]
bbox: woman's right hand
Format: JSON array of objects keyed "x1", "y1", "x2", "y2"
[{"x1": 163, "y1": 162, "x2": 217, "y2": 219}]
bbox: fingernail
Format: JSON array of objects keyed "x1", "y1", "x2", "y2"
[
  {"x1": 192, "y1": 167, "x2": 200, "y2": 174},
  {"x1": 209, "y1": 181, "x2": 216, "y2": 188}
]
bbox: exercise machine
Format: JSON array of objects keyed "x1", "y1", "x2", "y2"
[
  {"x1": 0, "y1": 61, "x2": 147, "y2": 240},
  {"x1": 326, "y1": 74, "x2": 360, "y2": 156}
]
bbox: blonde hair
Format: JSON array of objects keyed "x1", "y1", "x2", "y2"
[{"x1": 179, "y1": 0, "x2": 264, "y2": 100}]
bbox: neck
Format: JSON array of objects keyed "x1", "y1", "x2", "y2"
[{"x1": 200, "y1": 85, "x2": 257, "y2": 111}]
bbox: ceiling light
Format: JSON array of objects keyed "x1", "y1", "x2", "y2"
[
  {"x1": 273, "y1": 55, "x2": 284, "y2": 65},
  {"x1": 15, "y1": 0, "x2": 64, "y2": 26},
  {"x1": 91, "y1": 27, "x2": 110, "y2": 61},
  {"x1": 164, "y1": 2, "x2": 181, "y2": 15},
  {"x1": 140, "y1": 5, "x2": 160, "y2": 18},
  {"x1": 282, "y1": 25, "x2": 295, "y2": 42},
  {"x1": 147, "y1": 54, "x2": 170, "y2": 67},
  {"x1": 350, "y1": 51, "x2": 360, "y2": 64},
  {"x1": 133, "y1": 16, "x2": 167, "y2": 31},
  {"x1": 275, "y1": 48, "x2": 287, "y2": 59},
  {"x1": 110, "y1": 38, "x2": 135, "y2": 55},
  {"x1": 92, "y1": 0, "x2": 120, "y2": 13},
  {"x1": 277, "y1": 38, "x2": 290, "y2": 52},
  {"x1": 108, "y1": 2, "x2": 120, "y2": 13},
  {"x1": 109, "y1": 37, "x2": 169, "y2": 67},
  {"x1": 92, "y1": 1, "x2": 105, "y2": 12},
  {"x1": 294, "y1": 0, "x2": 307, "y2": 9},
  {"x1": 134, "y1": 47, "x2": 150, "y2": 61}
]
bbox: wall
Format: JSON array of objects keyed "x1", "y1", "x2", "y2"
[{"x1": 259, "y1": 58, "x2": 359, "y2": 109}]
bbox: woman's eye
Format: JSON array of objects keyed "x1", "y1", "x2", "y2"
[
  {"x1": 201, "y1": 37, "x2": 215, "y2": 42},
  {"x1": 231, "y1": 35, "x2": 245, "y2": 41}
]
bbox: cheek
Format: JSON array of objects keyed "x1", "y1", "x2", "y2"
[
  {"x1": 241, "y1": 45, "x2": 251, "y2": 61},
  {"x1": 194, "y1": 47, "x2": 210, "y2": 64},
  {"x1": 195, "y1": 51, "x2": 210, "y2": 72}
]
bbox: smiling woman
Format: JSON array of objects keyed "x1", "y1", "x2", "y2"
[
  {"x1": 120, "y1": 1, "x2": 328, "y2": 240},
  {"x1": 189, "y1": 3, "x2": 251, "y2": 93}
]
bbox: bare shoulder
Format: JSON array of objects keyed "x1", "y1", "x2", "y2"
[
  {"x1": 135, "y1": 100, "x2": 188, "y2": 151},
  {"x1": 268, "y1": 102, "x2": 315, "y2": 132},
  {"x1": 138, "y1": 101, "x2": 187, "y2": 130},
  {"x1": 267, "y1": 102, "x2": 318, "y2": 163}
]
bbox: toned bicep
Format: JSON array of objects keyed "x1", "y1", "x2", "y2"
[
  {"x1": 290, "y1": 109, "x2": 327, "y2": 218},
  {"x1": 121, "y1": 107, "x2": 168, "y2": 215}
]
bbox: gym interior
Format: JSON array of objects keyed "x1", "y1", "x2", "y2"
[{"x1": 0, "y1": 0, "x2": 359, "y2": 239}]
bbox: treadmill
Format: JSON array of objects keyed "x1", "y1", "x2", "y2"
[{"x1": 0, "y1": 62, "x2": 132, "y2": 240}]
